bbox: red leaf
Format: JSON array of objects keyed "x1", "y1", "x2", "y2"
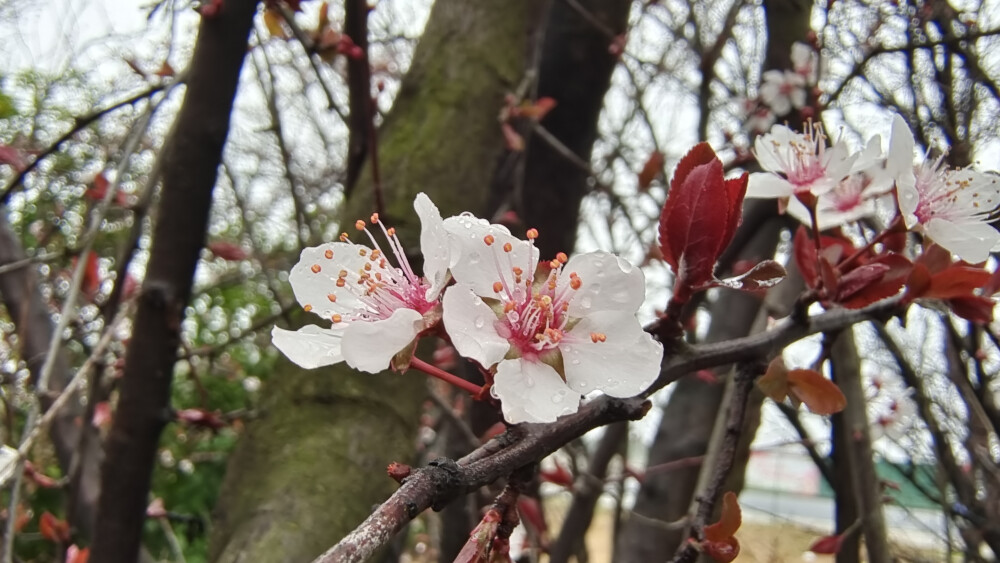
[
  {"x1": 838, "y1": 254, "x2": 911, "y2": 309},
  {"x1": 516, "y1": 497, "x2": 547, "y2": 534},
  {"x1": 810, "y1": 533, "x2": 846, "y2": 554},
  {"x1": 539, "y1": 463, "x2": 574, "y2": 487},
  {"x1": 513, "y1": 97, "x2": 557, "y2": 121},
  {"x1": 175, "y1": 408, "x2": 226, "y2": 430},
  {"x1": 39, "y1": 511, "x2": 71, "y2": 544},
  {"x1": 756, "y1": 357, "x2": 789, "y2": 403},
  {"x1": 67, "y1": 545, "x2": 90, "y2": 563},
  {"x1": 638, "y1": 151, "x2": 665, "y2": 191},
  {"x1": 658, "y1": 143, "x2": 746, "y2": 303},
  {"x1": 786, "y1": 369, "x2": 847, "y2": 415},
  {"x1": 793, "y1": 226, "x2": 820, "y2": 288},
  {"x1": 926, "y1": 267, "x2": 992, "y2": 299},
  {"x1": 702, "y1": 491, "x2": 742, "y2": 563},
  {"x1": 836, "y1": 263, "x2": 890, "y2": 301},
  {"x1": 501, "y1": 122, "x2": 524, "y2": 151},
  {"x1": 704, "y1": 491, "x2": 742, "y2": 540},
  {"x1": 949, "y1": 296, "x2": 995, "y2": 324},
  {"x1": 207, "y1": 241, "x2": 248, "y2": 261}
]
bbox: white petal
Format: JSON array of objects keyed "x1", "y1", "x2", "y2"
[
  {"x1": 746, "y1": 172, "x2": 794, "y2": 198},
  {"x1": 289, "y1": 242, "x2": 367, "y2": 319},
  {"x1": 925, "y1": 218, "x2": 1000, "y2": 264},
  {"x1": 443, "y1": 214, "x2": 535, "y2": 297},
  {"x1": 559, "y1": 251, "x2": 645, "y2": 317},
  {"x1": 492, "y1": 359, "x2": 579, "y2": 424},
  {"x1": 341, "y1": 308, "x2": 424, "y2": 373},
  {"x1": 753, "y1": 126, "x2": 795, "y2": 173},
  {"x1": 442, "y1": 284, "x2": 510, "y2": 368},
  {"x1": 272, "y1": 324, "x2": 346, "y2": 369},
  {"x1": 887, "y1": 114, "x2": 917, "y2": 190},
  {"x1": 414, "y1": 193, "x2": 451, "y2": 300},
  {"x1": 561, "y1": 311, "x2": 662, "y2": 398}
]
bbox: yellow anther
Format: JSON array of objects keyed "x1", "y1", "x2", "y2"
[
  {"x1": 355, "y1": 220, "x2": 366, "y2": 230},
  {"x1": 364, "y1": 263, "x2": 372, "y2": 271},
  {"x1": 570, "y1": 277, "x2": 582, "y2": 290},
  {"x1": 504, "y1": 302, "x2": 516, "y2": 313},
  {"x1": 484, "y1": 234, "x2": 495, "y2": 246},
  {"x1": 359, "y1": 248, "x2": 368, "y2": 256},
  {"x1": 549, "y1": 259, "x2": 560, "y2": 269},
  {"x1": 556, "y1": 252, "x2": 568, "y2": 263},
  {"x1": 310, "y1": 264, "x2": 322, "y2": 274},
  {"x1": 590, "y1": 332, "x2": 607, "y2": 343},
  {"x1": 493, "y1": 281, "x2": 504, "y2": 293},
  {"x1": 327, "y1": 294, "x2": 337, "y2": 302},
  {"x1": 370, "y1": 213, "x2": 379, "y2": 224},
  {"x1": 340, "y1": 232, "x2": 349, "y2": 242},
  {"x1": 332, "y1": 314, "x2": 342, "y2": 323},
  {"x1": 324, "y1": 249, "x2": 334, "y2": 259},
  {"x1": 526, "y1": 228, "x2": 539, "y2": 239},
  {"x1": 303, "y1": 304, "x2": 313, "y2": 312},
  {"x1": 336, "y1": 279, "x2": 346, "y2": 287},
  {"x1": 386, "y1": 227, "x2": 396, "y2": 236},
  {"x1": 503, "y1": 242, "x2": 513, "y2": 252},
  {"x1": 513, "y1": 267, "x2": 523, "y2": 276},
  {"x1": 338, "y1": 269, "x2": 348, "y2": 278},
  {"x1": 370, "y1": 249, "x2": 381, "y2": 260}
]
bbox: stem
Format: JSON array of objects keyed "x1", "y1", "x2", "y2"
[
  {"x1": 410, "y1": 357, "x2": 484, "y2": 396},
  {"x1": 837, "y1": 216, "x2": 903, "y2": 273}
]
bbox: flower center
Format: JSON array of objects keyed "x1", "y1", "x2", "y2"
[
  {"x1": 307, "y1": 214, "x2": 435, "y2": 324},
  {"x1": 771, "y1": 122, "x2": 828, "y2": 191},
  {"x1": 478, "y1": 230, "x2": 603, "y2": 361}
]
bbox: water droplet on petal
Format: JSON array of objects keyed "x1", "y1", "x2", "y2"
[
  {"x1": 580, "y1": 296, "x2": 593, "y2": 309},
  {"x1": 474, "y1": 317, "x2": 485, "y2": 328},
  {"x1": 571, "y1": 359, "x2": 581, "y2": 365},
  {"x1": 552, "y1": 392, "x2": 565, "y2": 404}
]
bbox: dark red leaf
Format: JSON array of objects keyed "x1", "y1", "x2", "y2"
[
  {"x1": 516, "y1": 497, "x2": 547, "y2": 534},
  {"x1": 659, "y1": 143, "x2": 746, "y2": 303},
  {"x1": 175, "y1": 408, "x2": 226, "y2": 430},
  {"x1": 836, "y1": 263, "x2": 890, "y2": 301},
  {"x1": 67, "y1": 545, "x2": 90, "y2": 563},
  {"x1": 638, "y1": 151, "x2": 665, "y2": 192},
  {"x1": 39, "y1": 511, "x2": 71, "y2": 544},
  {"x1": 810, "y1": 533, "x2": 846, "y2": 554},
  {"x1": 949, "y1": 296, "x2": 995, "y2": 324},
  {"x1": 702, "y1": 491, "x2": 742, "y2": 562},
  {"x1": 207, "y1": 241, "x2": 248, "y2": 261},
  {"x1": 926, "y1": 267, "x2": 992, "y2": 299}
]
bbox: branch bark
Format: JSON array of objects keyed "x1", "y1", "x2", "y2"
[{"x1": 90, "y1": 3, "x2": 259, "y2": 561}]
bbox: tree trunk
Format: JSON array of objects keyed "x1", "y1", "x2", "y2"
[
  {"x1": 208, "y1": 2, "x2": 544, "y2": 561},
  {"x1": 90, "y1": 3, "x2": 260, "y2": 561}
]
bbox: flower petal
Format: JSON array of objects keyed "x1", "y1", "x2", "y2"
[
  {"x1": 561, "y1": 311, "x2": 663, "y2": 398},
  {"x1": 443, "y1": 214, "x2": 534, "y2": 297},
  {"x1": 414, "y1": 193, "x2": 451, "y2": 300},
  {"x1": 492, "y1": 359, "x2": 579, "y2": 424},
  {"x1": 271, "y1": 324, "x2": 346, "y2": 369},
  {"x1": 288, "y1": 242, "x2": 368, "y2": 319},
  {"x1": 924, "y1": 218, "x2": 1000, "y2": 264},
  {"x1": 442, "y1": 284, "x2": 510, "y2": 368},
  {"x1": 746, "y1": 172, "x2": 794, "y2": 199},
  {"x1": 560, "y1": 251, "x2": 645, "y2": 317},
  {"x1": 341, "y1": 308, "x2": 424, "y2": 373}
]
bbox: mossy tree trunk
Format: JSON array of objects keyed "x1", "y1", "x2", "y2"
[{"x1": 208, "y1": 2, "x2": 542, "y2": 561}]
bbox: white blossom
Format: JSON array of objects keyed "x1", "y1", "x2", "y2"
[
  {"x1": 888, "y1": 114, "x2": 1000, "y2": 263},
  {"x1": 748, "y1": 122, "x2": 857, "y2": 199},
  {"x1": 759, "y1": 70, "x2": 806, "y2": 117},
  {"x1": 441, "y1": 224, "x2": 662, "y2": 424},
  {"x1": 271, "y1": 193, "x2": 450, "y2": 373}
]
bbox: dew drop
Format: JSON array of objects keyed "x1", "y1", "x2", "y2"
[
  {"x1": 474, "y1": 317, "x2": 486, "y2": 328},
  {"x1": 571, "y1": 359, "x2": 581, "y2": 365},
  {"x1": 580, "y1": 296, "x2": 593, "y2": 309},
  {"x1": 552, "y1": 392, "x2": 565, "y2": 404}
]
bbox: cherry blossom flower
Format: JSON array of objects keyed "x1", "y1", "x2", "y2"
[
  {"x1": 441, "y1": 225, "x2": 662, "y2": 424},
  {"x1": 759, "y1": 70, "x2": 806, "y2": 117},
  {"x1": 783, "y1": 135, "x2": 894, "y2": 229},
  {"x1": 888, "y1": 114, "x2": 1000, "y2": 263},
  {"x1": 748, "y1": 122, "x2": 857, "y2": 200},
  {"x1": 271, "y1": 193, "x2": 451, "y2": 373}
]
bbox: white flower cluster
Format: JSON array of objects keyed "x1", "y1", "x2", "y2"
[
  {"x1": 272, "y1": 194, "x2": 663, "y2": 423},
  {"x1": 748, "y1": 115, "x2": 1000, "y2": 263}
]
